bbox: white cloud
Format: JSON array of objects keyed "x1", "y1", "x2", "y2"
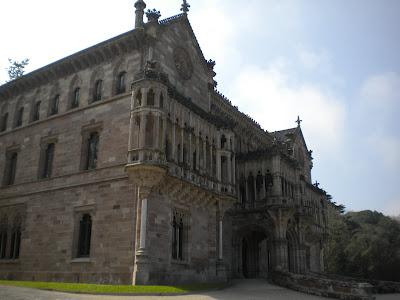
[
  {"x1": 360, "y1": 72, "x2": 400, "y2": 110},
  {"x1": 231, "y1": 63, "x2": 346, "y2": 153},
  {"x1": 367, "y1": 132, "x2": 400, "y2": 170}
]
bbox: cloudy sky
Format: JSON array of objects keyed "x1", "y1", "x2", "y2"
[{"x1": 1, "y1": 0, "x2": 399, "y2": 216}]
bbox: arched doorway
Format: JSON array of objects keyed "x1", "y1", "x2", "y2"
[{"x1": 241, "y1": 230, "x2": 269, "y2": 278}]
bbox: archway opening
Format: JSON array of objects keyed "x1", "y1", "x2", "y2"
[{"x1": 241, "y1": 230, "x2": 269, "y2": 278}]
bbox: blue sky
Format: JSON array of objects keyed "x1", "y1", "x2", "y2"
[{"x1": 1, "y1": 0, "x2": 399, "y2": 216}]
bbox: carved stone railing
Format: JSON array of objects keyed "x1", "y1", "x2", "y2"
[{"x1": 128, "y1": 148, "x2": 165, "y2": 165}]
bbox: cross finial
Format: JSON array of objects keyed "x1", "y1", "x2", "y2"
[
  {"x1": 296, "y1": 115, "x2": 302, "y2": 127},
  {"x1": 181, "y1": 0, "x2": 190, "y2": 14}
]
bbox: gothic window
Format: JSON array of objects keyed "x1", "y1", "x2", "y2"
[
  {"x1": 116, "y1": 72, "x2": 126, "y2": 94},
  {"x1": 3, "y1": 152, "x2": 18, "y2": 186},
  {"x1": 177, "y1": 144, "x2": 181, "y2": 163},
  {"x1": 40, "y1": 143, "x2": 55, "y2": 178},
  {"x1": 145, "y1": 114, "x2": 154, "y2": 148},
  {"x1": 77, "y1": 214, "x2": 92, "y2": 258},
  {"x1": 192, "y1": 151, "x2": 196, "y2": 170},
  {"x1": 135, "y1": 90, "x2": 142, "y2": 107},
  {"x1": 9, "y1": 216, "x2": 21, "y2": 260},
  {"x1": 49, "y1": 95, "x2": 59, "y2": 116},
  {"x1": 72, "y1": 87, "x2": 80, "y2": 108},
  {"x1": 221, "y1": 135, "x2": 227, "y2": 149},
  {"x1": 93, "y1": 80, "x2": 103, "y2": 102},
  {"x1": 32, "y1": 101, "x2": 41, "y2": 121},
  {"x1": 165, "y1": 138, "x2": 171, "y2": 161},
  {"x1": 247, "y1": 172, "x2": 255, "y2": 204},
  {"x1": 172, "y1": 211, "x2": 185, "y2": 261},
  {"x1": 15, "y1": 107, "x2": 24, "y2": 127},
  {"x1": 0, "y1": 113, "x2": 8, "y2": 132},
  {"x1": 159, "y1": 93, "x2": 164, "y2": 108},
  {"x1": 86, "y1": 132, "x2": 99, "y2": 170},
  {"x1": 147, "y1": 89, "x2": 155, "y2": 106},
  {"x1": 0, "y1": 217, "x2": 7, "y2": 259}
]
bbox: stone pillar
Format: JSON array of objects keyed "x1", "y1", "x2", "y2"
[
  {"x1": 227, "y1": 154, "x2": 232, "y2": 185},
  {"x1": 139, "y1": 113, "x2": 147, "y2": 151},
  {"x1": 188, "y1": 132, "x2": 192, "y2": 168},
  {"x1": 210, "y1": 143, "x2": 213, "y2": 175},
  {"x1": 216, "y1": 150, "x2": 222, "y2": 182},
  {"x1": 203, "y1": 139, "x2": 206, "y2": 172},
  {"x1": 219, "y1": 219, "x2": 223, "y2": 260},
  {"x1": 155, "y1": 114, "x2": 160, "y2": 149},
  {"x1": 232, "y1": 155, "x2": 236, "y2": 185},
  {"x1": 196, "y1": 135, "x2": 200, "y2": 170},
  {"x1": 274, "y1": 238, "x2": 288, "y2": 271},
  {"x1": 271, "y1": 155, "x2": 281, "y2": 196}
]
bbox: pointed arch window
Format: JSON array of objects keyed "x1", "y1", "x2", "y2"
[
  {"x1": 147, "y1": 89, "x2": 155, "y2": 106},
  {"x1": 116, "y1": 72, "x2": 126, "y2": 94},
  {"x1": 16, "y1": 107, "x2": 24, "y2": 127},
  {"x1": 159, "y1": 93, "x2": 164, "y2": 108},
  {"x1": 41, "y1": 143, "x2": 55, "y2": 178},
  {"x1": 135, "y1": 90, "x2": 142, "y2": 107},
  {"x1": 172, "y1": 212, "x2": 184, "y2": 261},
  {"x1": 9, "y1": 218, "x2": 21, "y2": 260},
  {"x1": 77, "y1": 214, "x2": 92, "y2": 257},
  {"x1": 72, "y1": 87, "x2": 80, "y2": 108},
  {"x1": 49, "y1": 95, "x2": 59, "y2": 116},
  {"x1": 93, "y1": 80, "x2": 103, "y2": 102},
  {"x1": 1, "y1": 113, "x2": 8, "y2": 132},
  {"x1": 33, "y1": 101, "x2": 41, "y2": 121},
  {"x1": 86, "y1": 132, "x2": 99, "y2": 170},
  {"x1": 4, "y1": 152, "x2": 18, "y2": 186},
  {"x1": 0, "y1": 217, "x2": 7, "y2": 259}
]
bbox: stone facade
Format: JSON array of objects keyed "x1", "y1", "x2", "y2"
[{"x1": 0, "y1": 1, "x2": 333, "y2": 285}]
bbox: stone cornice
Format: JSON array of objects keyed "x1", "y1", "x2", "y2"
[{"x1": 0, "y1": 29, "x2": 145, "y2": 101}]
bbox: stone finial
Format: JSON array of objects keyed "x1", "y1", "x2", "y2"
[
  {"x1": 181, "y1": 0, "x2": 190, "y2": 14},
  {"x1": 134, "y1": 0, "x2": 147, "y2": 29},
  {"x1": 146, "y1": 9, "x2": 161, "y2": 23},
  {"x1": 206, "y1": 59, "x2": 216, "y2": 71}
]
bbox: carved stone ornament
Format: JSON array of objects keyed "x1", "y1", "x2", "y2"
[{"x1": 173, "y1": 47, "x2": 193, "y2": 80}]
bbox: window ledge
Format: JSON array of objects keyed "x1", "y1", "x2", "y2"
[
  {"x1": 70, "y1": 257, "x2": 92, "y2": 263},
  {"x1": 0, "y1": 259, "x2": 20, "y2": 264}
]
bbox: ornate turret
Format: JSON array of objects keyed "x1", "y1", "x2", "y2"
[
  {"x1": 134, "y1": 0, "x2": 147, "y2": 29},
  {"x1": 146, "y1": 9, "x2": 161, "y2": 23}
]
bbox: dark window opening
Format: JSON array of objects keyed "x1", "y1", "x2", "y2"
[
  {"x1": 172, "y1": 214, "x2": 184, "y2": 260},
  {"x1": 16, "y1": 107, "x2": 24, "y2": 127},
  {"x1": 93, "y1": 80, "x2": 103, "y2": 102},
  {"x1": 4, "y1": 152, "x2": 18, "y2": 186},
  {"x1": 1, "y1": 113, "x2": 8, "y2": 132},
  {"x1": 77, "y1": 214, "x2": 92, "y2": 257},
  {"x1": 135, "y1": 90, "x2": 142, "y2": 107},
  {"x1": 147, "y1": 89, "x2": 155, "y2": 106},
  {"x1": 159, "y1": 93, "x2": 164, "y2": 108},
  {"x1": 0, "y1": 232, "x2": 7, "y2": 259},
  {"x1": 86, "y1": 132, "x2": 99, "y2": 170},
  {"x1": 33, "y1": 101, "x2": 41, "y2": 121},
  {"x1": 41, "y1": 143, "x2": 55, "y2": 178},
  {"x1": 116, "y1": 72, "x2": 126, "y2": 94},
  {"x1": 9, "y1": 228, "x2": 21, "y2": 259},
  {"x1": 72, "y1": 88, "x2": 80, "y2": 108},
  {"x1": 49, "y1": 95, "x2": 59, "y2": 116}
]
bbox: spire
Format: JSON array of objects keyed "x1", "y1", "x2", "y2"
[
  {"x1": 181, "y1": 0, "x2": 190, "y2": 14},
  {"x1": 296, "y1": 115, "x2": 302, "y2": 127},
  {"x1": 134, "y1": 0, "x2": 147, "y2": 29}
]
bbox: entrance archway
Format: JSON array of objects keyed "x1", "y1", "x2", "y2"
[{"x1": 241, "y1": 230, "x2": 269, "y2": 278}]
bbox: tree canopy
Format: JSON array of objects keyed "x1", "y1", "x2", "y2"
[
  {"x1": 6, "y1": 58, "x2": 29, "y2": 81},
  {"x1": 325, "y1": 210, "x2": 400, "y2": 281}
]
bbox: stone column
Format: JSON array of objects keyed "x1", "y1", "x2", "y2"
[
  {"x1": 219, "y1": 219, "x2": 223, "y2": 260},
  {"x1": 227, "y1": 154, "x2": 232, "y2": 186},
  {"x1": 181, "y1": 127, "x2": 184, "y2": 163},
  {"x1": 210, "y1": 143, "x2": 213, "y2": 176},
  {"x1": 203, "y1": 139, "x2": 206, "y2": 172},
  {"x1": 196, "y1": 135, "x2": 200, "y2": 170},
  {"x1": 155, "y1": 114, "x2": 160, "y2": 150},
  {"x1": 232, "y1": 155, "x2": 236, "y2": 185},
  {"x1": 271, "y1": 155, "x2": 281, "y2": 196},
  {"x1": 188, "y1": 132, "x2": 192, "y2": 168},
  {"x1": 216, "y1": 150, "x2": 222, "y2": 182}
]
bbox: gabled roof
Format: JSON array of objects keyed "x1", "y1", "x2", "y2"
[{"x1": 273, "y1": 126, "x2": 311, "y2": 158}]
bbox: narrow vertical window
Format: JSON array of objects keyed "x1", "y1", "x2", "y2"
[
  {"x1": 86, "y1": 132, "x2": 99, "y2": 170},
  {"x1": 16, "y1": 107, "x2": 24, "y2": 127},
  {"x1": 117, "y1": 72, "x2": 126, "y2": 94},
  {"x1": 147, "y1": 89, "x2": 155, "y2": 106},
  {"x1": 77, "y1": 214, "x2": 92, "y2": 257},
  {"x1": 4, "y1": 152, "x2": 18, "y2": 186},
  {"x1": 1, "y1": 113, "x2": 8, "y2": 132},
  {"x1": 93, "y1": 80, "x2": 103, "y2": 102},
  {"x1": 159, "y1": 93, "x2": 164, "y2": 108},
  {"x1": 49, "y1": 95, "x2": 59, "y2": 116},
  {"x1": 33, "y1": 101, "x2": 41, "y2": 121},
  {"x1": 72, "y1": 88, "x2": 80, "y2": 108},
  {"x1": 41, "y1": 143, "x2": 55, "y2": 178},
  {"x1": 172, "y1": 212, "x2": 185, "y2": 261},
  {"x1": 9, "y1": 225, "x2": 21, "y2": 259},
  {"x1": 0, "y1": 231, "x2": 7, "y2": 259}
]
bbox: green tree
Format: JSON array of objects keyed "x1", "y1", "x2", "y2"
[
  {"x1": 326, "y1": 210, "x2": 400, "y2": 281},
  {"x1": 6, "y1": 58, "x2": 29, "y2": 81}
]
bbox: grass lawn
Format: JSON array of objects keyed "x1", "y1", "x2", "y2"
[{"x1": 0, "y1": 280, "x2": 225, "y2": 294}]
